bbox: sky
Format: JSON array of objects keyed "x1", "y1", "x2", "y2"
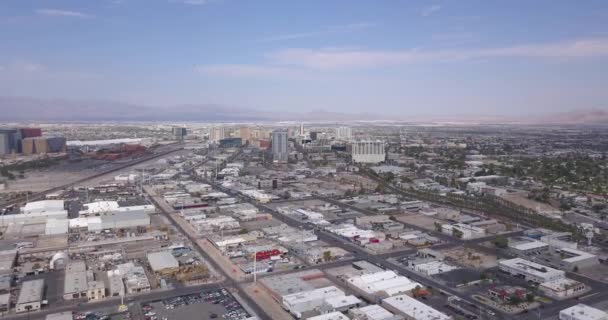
[{"x1": 1, "y1": 0, "x2": 608, "y2": 117}]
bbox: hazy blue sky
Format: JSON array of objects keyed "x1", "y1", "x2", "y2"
[{"x1": 1, "y1": 0, "x2": 608, "y2": 116}]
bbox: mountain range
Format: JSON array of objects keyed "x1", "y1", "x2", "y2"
[{"x1": 0, "y1": 96, "x2": 606, "y2": 124}]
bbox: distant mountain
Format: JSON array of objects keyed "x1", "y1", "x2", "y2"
[
  {"x1": 0, "y1": 96, "x2": 387, "y2": 122},
  {"x1": 0, "y1": 96, "x2": 606, "y2": 124},
  {"x1": 527, "y1": 109, "x2": 608, "y2": 125}
]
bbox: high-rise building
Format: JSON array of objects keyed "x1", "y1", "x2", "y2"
[
  {"x1": 350, "y1": 140, "x2": 386, "y2": 164},
  {"x1": 299, "y1": 123, "x2": 304, "y2": 136},
  {"x1": 172, "y1": 127, "x2": 187, "y2": 140},
  {"x1": 209, "y1": 126, "x2": 225, "y2": 142},
  {"x1": 272, "y1": 129, "x2": 289, "y2": 163},
  {"x1": 335, "y1": 127, "x2": 352, "y2": 140},
  {"x1": 239, "y1": 127, "x2": 251, "y2": 143},
  {"x1": 0, "y1": 128, "x2": 22, "y2": 154}
]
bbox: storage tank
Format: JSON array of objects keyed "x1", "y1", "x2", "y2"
[
  {"x1": 20, "y1": 128, "x2": 42, "y2": 138},
  {"x1": 33, "y1": 137, "x2": 49, "y2": 153},
  {"x1": 22, "y1": 137, "x2": 36, "y2": 154},
  {"x1": 47, "y1": 137, "x2": 67, "y2": 153}
]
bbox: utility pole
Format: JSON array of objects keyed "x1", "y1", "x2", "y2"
[{"x1": 253, "y1": 250, "x2": 257, "y2": 283}]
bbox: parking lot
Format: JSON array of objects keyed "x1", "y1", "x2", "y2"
[{"x1": 141, "y1": 288, "x2": 250, "y2": 320}]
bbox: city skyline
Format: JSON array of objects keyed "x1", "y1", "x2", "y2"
[{"x1": 1, "y1": 0, "x2": 608, "y2": 117}]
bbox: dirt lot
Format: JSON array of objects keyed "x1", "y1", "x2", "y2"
[
  {"x1": 501, "y1": 192, "x2": 559, "y2": 216},
  {"x1": 441, "y1": 246, "x2": 498, "y2": 270},
  {"x1": 395, "y1": 213, "x2": 442, "y2": 231}
]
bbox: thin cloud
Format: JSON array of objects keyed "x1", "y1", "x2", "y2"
[
  {"x1": 195, "y1": 64, "x2": 293, "y2": 78},
  {"x1": 258, "y1": 22, "x2": 375, "y2": 43},
  {"x1": 170, "y1": 0, "x2": 217, "y2": 5},
  {"x1": 421, "y1": 5, "x2": 442, "y2": 17},
  {"x1": 36, "y1": 9, "x2": 94, "y2": 18},
  {"x1": 267, "y1": 38, "x2": 608, "y2": 69}
]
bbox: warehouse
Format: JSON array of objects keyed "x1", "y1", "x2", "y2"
[
  {"x1": 559, "y1": 304, "x2": 608, "y2": 320},
  {"x1": 0, "y1": 249, "x2": 17, "y2": 275},
  {"x1": 349, "y1": 305, "x2": 395, "y2": 320},
  {"x1": 282, "y1": 286, "x2": 345, "y2": 319},
  {"x1": 16, "y1": 279, "x2": 44, "y2": 313},
  {"x1": 558, "y1": 248, "x2": 599, "y2": 270},
  {"x1": 63, "y1": 261, "x2": 88, "y2": 300},
  {"x1": 498, "y1": 258, "x2": 565, "y2": 284},
  {"x1": 382, "y1": 294, "x2": 451, "y2": 320},
  {"x1": 1, "y1": 200, "x2": 67, "y2": 226},
  {"x1": 308, "y1": 312, "x2": 351, "y2": 320},
  {"x1": 346, "y1": 271, "x2": 421, "y2": 299},
  {"x1": 45, "y1": 218, "x2": 69, "y2": 235},
  {"x1": 147, "y1": 251, "x2": 179, "y2": 273},
  {"x1": 86, "y1": 211, "x2": 150, "y2": 231},
  {"x1": 508, "y1": 238, "x2": 549, "y2": 255}
]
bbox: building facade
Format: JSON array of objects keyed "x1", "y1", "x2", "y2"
[
  {"x1": 351, "y1": 141, "x2": 385, "y2": 164},
  {"x1": 272, "y1": 129, "x2": 289, "y2": 163},
  {"x1": 335, "y1": 127, "x2": 352, "y2": 140}
]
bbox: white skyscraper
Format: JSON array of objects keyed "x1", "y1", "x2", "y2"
[
  {"x1": 335, "y1": 127, "x2": 352, "y2": 140},
  {"x1": 300, "y1": 123, "x2": 304, "y2": 136},
  {"x1": 351, "y1": 140, "x2": 385, "y2": 164},
  {"x1": 272, "y1": 129, "x2": 289, "y2": 163}
]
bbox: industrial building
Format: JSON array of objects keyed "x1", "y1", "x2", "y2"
[
  {"x1": 281, "y1": 286, "x2": 346, "y2": 319},
  {"x1": 498, "y1": 258, "x2": 565, "y2": 284},
  {"x1": 559, "y1": 304, "x2": 608, "y2": 320},
  {"x1": 308, "y1": 312, "x2": 351, "y2": 320},
  {"x1": 16, "y1": 279, "x2": 44, "y2": 313},
  {"x1": 1, "y1": 200, "x2": 68, "y2": 226},
  {"x1": 147, "y1": 251, "x2": 179, "y2": 273},
  {"x1": 0, "y1": 249, "x2": 17, "y2": 275},
  {"x1": 350, "y1": 141, "x2": 385, "y2": 164},
  {"x1": 382, "y1": 294, "x2": 451, "y2": 320},
  {"x1": 349, "y1": 305, "x2": 396, "y2": 320},
  {"x1": 440, "y1": 223, "x2": 485, "y2": 239},
  {"x1": 272, "y1": 129, "x2": 289, "y2": 163},
  {"x1": 63, "y1": 261, "x2": 89, "y2": 300},
  {"x1": 508, "y1": 238, "x2": 549, "y2": 255},
  {"x1": 557, "y1": 248, "x2": 599, "y2": 270},
  {"x1": 346, "y1": 271, "x2": 421, "y2": 299}
]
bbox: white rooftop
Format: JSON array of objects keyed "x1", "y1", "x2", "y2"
[
  {"x1": 147, "y1": 251, "x2": 179, "y2": 272},
  {"x1": 354, "y1": 305, "x2": 394, "y2": 320},
  {"x1": 22, "y1": 200, "x2": 64, "y2": 213},
  {"x1": 307, "y1": 312, "x2": 350, "y2": 320},
  {"x1": 382, "y1": 294, "x2": 451, "y2": 320},
  {"x1": 560, "y1": 304, "x2": 608, "y2": 320},
  {"x1": 499, "y1": 258, "x2": 565, "y2": 280}
]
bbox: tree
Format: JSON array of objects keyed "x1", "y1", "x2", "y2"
[
  {"x1": 434, "y1": 222, "x2": 443, "y2": 232},
  {"x1": 494, "y1": 236, "x2": 508, "y2": 249},
  {"x1": 452, "y1": 228, "x2": 464, "y2": 239},
  {"x1": 526, "y1": 293, "x2": 535, "y2": 303},
  {"x1": 238, "y1": 228, "x2": 249, "y2": 235},
  {"x1": 322, "y1": 250, "x2": 332, "y2": 262}
]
